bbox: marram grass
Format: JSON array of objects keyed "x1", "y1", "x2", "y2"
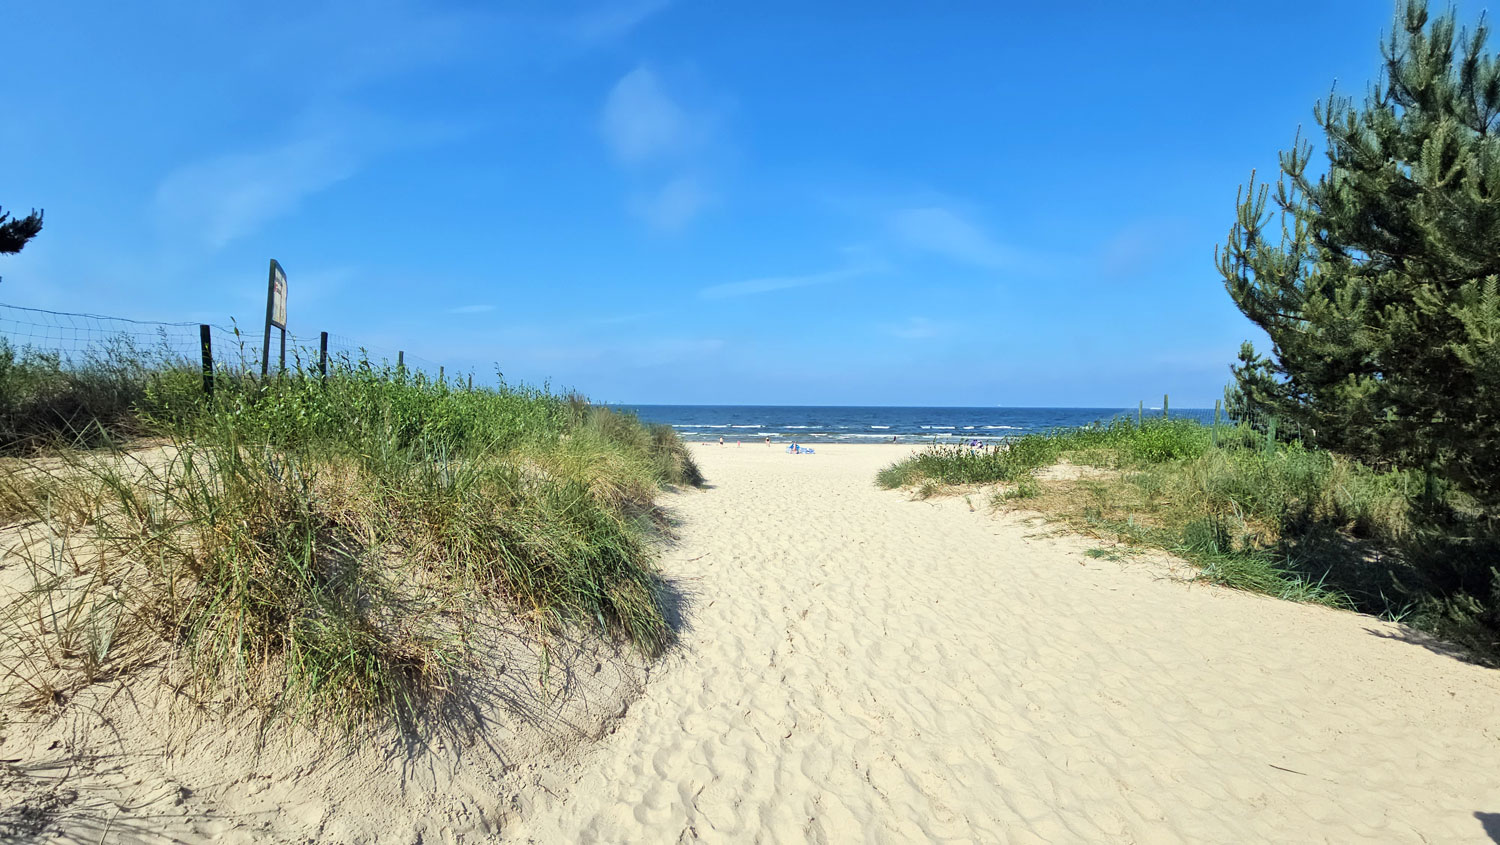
[
  {"x1": 878, "y1": 417, "x2": 1500, "y2": 661},
  {"x1": 0, "y1": 349, "x2": 702, "y2": 728}
]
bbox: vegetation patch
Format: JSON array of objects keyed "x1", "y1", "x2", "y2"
[
  {"x1": 0, "y1": 347, "x2": 703, "y2": 728},
  {"x1": 879, "y1": 418, "x2": 1500, "y2": 661}
]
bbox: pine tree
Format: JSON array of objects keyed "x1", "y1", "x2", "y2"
[
  {"x1": 0, "y1": 205, "x2": 43, "y2": 255},
  {"x1": 1218, "y1": 0, "x2": 1500, "y2": 505}
]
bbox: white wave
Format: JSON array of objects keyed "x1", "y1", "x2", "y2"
[
  {"x1": 921, "y1": 425, "x2": 956, "y2": 430},
  {"x1": 962, "y1": 426, "x2": 975, "y2": 430},
  {"x1": 983, "y1": 425, "x2": 1023, "y2": 430},
  {"x1": 731, "y1": 424, "x2": 762, "y2": 428},
  {"x1": 870, "y1": 425, "x2": 891, "y2": 429},
  {"x1": 783, "y1": 425, "x2": 821, "y2": 429}
]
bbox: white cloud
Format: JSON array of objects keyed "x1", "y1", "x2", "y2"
[
  {"x1": 448, "y1": 304, "x2": 495, "y2": 314},
  {"x1": 632, "y1": 175, "x2": 713, "y2": 231},
  {"x1": 700, "y1": 265, "x2": 874, "y2": 300},
  {"x1": 154, "y1": 134, "x2": 359, "y2": 249},
  {"x1": 601, "y1": 65, "x2": 720, "y2": 230},
  {"x1": 888, "y1": 207, "x2": 1015, "y2": 270},
  {"x1": 602, "y1": 67, "x2": 697, "y2": 165}
]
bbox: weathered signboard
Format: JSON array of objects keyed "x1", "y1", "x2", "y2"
[
  {"x1": 261, "y1": 259, "x2": 288, "y2": 376},
  {"x1": 269, "y1": 260, "x2": 287, "y2": 329}
]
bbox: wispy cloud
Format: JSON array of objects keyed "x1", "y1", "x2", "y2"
[
  {"x1": 571, "y1": 0, "x2": 672, "y2": 43},
  {"x1": 154, "y1": 109, "x2": 463, "y2": 251},
  {"x1": 272, "y1": 3, "x2": 495, "y2": 94},
  {"x1": 447, "y1": 304, "x2": 495, "y2": 314},
  {"x1": 155, "y1": 134, "x2": 360, "y2": 249},
  {"x1": 888, "y1": 206, "x2": 1016, "y2": 270},
  {"x1": 700, "y1": 265, "x2": 875, "y2": 300}
]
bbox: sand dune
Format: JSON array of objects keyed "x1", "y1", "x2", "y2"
[
  {"x1": 509, "y1": 443, "x2": 1500, "y2": 843},
  {"x1": 5, "y1": 443, "x2": 1498, "y2": 842}
]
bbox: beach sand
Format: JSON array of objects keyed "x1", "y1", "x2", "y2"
[
  {"x1": 4, "y1": 442, "x2": 1499, "y2": 842},
  {"x1": 509, "y1": 443, "x2": 1500, "y2": 843}
]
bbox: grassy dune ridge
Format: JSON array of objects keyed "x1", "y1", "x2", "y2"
[
  {"x1": 878, "y1": 418, "x2": 1500, "y2": 660},
  {"x1": 0, "y1": 342, "x2": 701, "y2": 726}
]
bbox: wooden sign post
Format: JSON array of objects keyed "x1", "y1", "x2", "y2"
[{"x1": 261, "y1": 259, "x2": 288, "y2": 377}]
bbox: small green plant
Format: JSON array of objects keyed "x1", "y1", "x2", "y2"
[{"x1": 995, "y1": 476, "x2": 1040, "y2": 503}]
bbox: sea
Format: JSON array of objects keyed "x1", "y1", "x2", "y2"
[{"x1": 614, "y1": 405, "x2": 1217, "y2": 444}]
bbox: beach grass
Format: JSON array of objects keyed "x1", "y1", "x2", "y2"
[
  {"x1": 0, "y1": 337, "x2": 171, "y2": 452},
  {"x1": 878, "y1": 418, "x2": 1500, "y2": 659},
  {"x1": 0, "y1": 345, "x2": 701, "y2": 727}
]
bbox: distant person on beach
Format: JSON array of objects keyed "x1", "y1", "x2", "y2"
[
  {"x1": 719, "y1": 436, "x2": 724, "y2": 446},
  {"x1": 765, "y1": 436, "x2": 771, "y2": 446}
]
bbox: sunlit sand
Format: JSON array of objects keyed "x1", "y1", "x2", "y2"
[{"x1": 511, "y1": 443, "x2": 1500, "y2": 842}]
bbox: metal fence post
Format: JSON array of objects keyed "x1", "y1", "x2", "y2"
[
  {"x1": 397, "y1": 350, "x2": 404, "y2": 381},
  {"x1": 199, "y1": 324, "x2": 214, "y2": 398},
  {"x1": 468, "y1": 374, "x2": 473, "y2": 391},
  {"x1": 1213, "y1": 399, "x2": 1221, "y2": 447},
  {"x1": 438, "y1": 365, "x2": 444, "y2": 384},
  {"x1": 319, "y1": 332, "x2": 329, "y2": 380},
  {"x1": 1137, "y1": 400, "x2": 1143, "y2": 427},
  {"x1": 1163, "y1": 393, "x2": 1169, "y2": 419}
]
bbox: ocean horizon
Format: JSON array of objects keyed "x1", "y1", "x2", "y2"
[{"x1": 614, "y1": 404, "x2": 1217, "y2": 444}]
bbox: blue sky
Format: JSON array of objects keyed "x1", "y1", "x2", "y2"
[{"x1": 2, "y1": 1, "x2": 1406, "y2": 406}]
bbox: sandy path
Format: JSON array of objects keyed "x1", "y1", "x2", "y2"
[{"x1": 508, "y1": 444, "x2": 1500, "y2": 843}]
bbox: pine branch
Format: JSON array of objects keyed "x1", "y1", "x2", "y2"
[{"x1": 0, "y1": 207, "x2": 43, "y2": 255}]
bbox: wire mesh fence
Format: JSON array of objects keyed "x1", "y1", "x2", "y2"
[
  {"x1": 0, "y1": 302, "x2": 470, "y2": 388},
  {"x1": 0, "y1": 304, "x2": 209, "y2": 364}
]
